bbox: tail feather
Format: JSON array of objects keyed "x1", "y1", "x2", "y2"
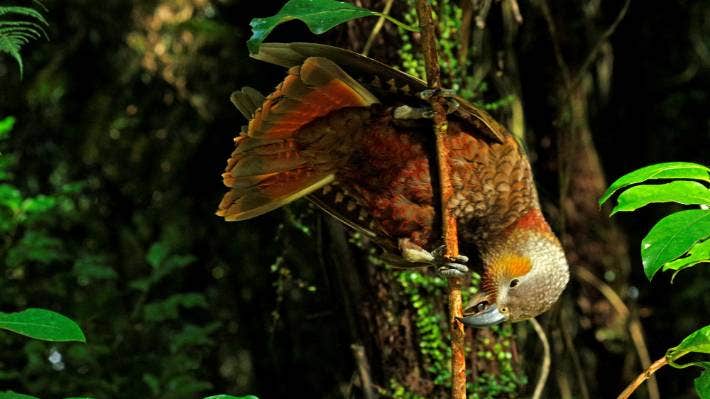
[
  {"x1": 247, "y1": 58, "x2": 378, "y2": 140},
  {"x1": 217, "y1": 57, "x2": 378, "y2": 221},
  {"x1": 230, "y1": 87, "x2": 265, "y2": 119}
]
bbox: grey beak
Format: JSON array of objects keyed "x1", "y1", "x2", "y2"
[{"x1": 460, "y1": 304, "x2": 507, "y2": 327}]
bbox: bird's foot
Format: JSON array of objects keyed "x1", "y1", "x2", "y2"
[
  {"x1": 393, "y1": 89, "x2": 460, "y2": 120},
  {"x1": 417, "y1": 88, "x2": 457, "y2": 101},
  {"x1": 399, "y1": 239, "x2": 469, "y2": 278},
  {"x1": 431, "y1": 245, "x2": 469, "y2": 278}
]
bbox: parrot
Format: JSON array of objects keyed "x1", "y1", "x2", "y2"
[{"x1": 216, "y1": 42, "x2": 569, "y2": 327}]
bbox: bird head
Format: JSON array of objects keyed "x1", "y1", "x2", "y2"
[{"x1": 461, "y1": 209, "x2": 569, "y2": 327}]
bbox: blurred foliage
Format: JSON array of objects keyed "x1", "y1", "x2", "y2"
[
  {"x1": 0, "y1": 109, "x2": 221, "y2": 398},
  {"x1": 0, "y1": 1, "x2": 256, "y2": 397}
]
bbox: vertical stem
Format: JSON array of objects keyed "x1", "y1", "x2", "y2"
[{"x1": 414, "y1": 1, "x2": 466, "y2": 398}]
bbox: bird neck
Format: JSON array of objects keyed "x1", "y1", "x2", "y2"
[
  {"x1": 503, "y1": 207, "x2": 553, "y2": 238},
  {"x1": 481, "y1": 208, "x2": 553, "y2": 259}
]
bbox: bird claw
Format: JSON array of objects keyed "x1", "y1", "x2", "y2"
[
  {"x1": 393, "y1": 105, "x2": 434, "y2": 120},
  {"x1": 431, "y1": 245, "x2": 469, "y2": 278},
  {"x1": 398, "y1": 240, "x2": 469, "y2": 277},
  {"x1": 417, "y1": 88, "x2": 457, "y2": 101},
  {"x1": 393, "y1": 89, "x2": 460, "y2": 121},
  {"x1": 438, "y1": 263, "x2": 469, "y2": 278}
]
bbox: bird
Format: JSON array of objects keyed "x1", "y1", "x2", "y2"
[{"x1": 216, "y1": 42, "x2": 569, "y2": 327}]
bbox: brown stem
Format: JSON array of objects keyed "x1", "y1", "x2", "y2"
[
  {"x1": 575, "y1": 268, "x2": 660, "y2": 399},
  {"x1": 414, "y1": 1, "x2": 466, "y2": 398},
  {"x1": 573, "y1": 0, "x2": 631, "y2": 88},
  {"x1": 616, "y1": 357, "x2": 668, "y2": 399},
  {"x1": 351, "y1": 343, "x2": 375, "y2": 399},
  {"x1": 530, "y1": 318, "x2": 551, "y2": 399},
  {"x1": 362, "y1": 0, "x2": 394, "y2": 56}
]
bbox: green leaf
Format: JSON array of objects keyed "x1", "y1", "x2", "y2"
[
  {"x1": 248, "y1": 0, "x2": 375, "y2": 53},
  {"x1": 610, "y1": 181, "x2": 710, "y2": 215},
  {"x1": 0, "y1": 308, "x2": 86, "y2": 342},
  {"x1": 0, "y1": 392, "x2": 40, "y2": 399},
  {"x1": 642, "y1": 209, "x2": 710, "y2": 280},
  {"x1": 143, "y1": 293, "x2": 208, "y2": 322},
  {"x1": 0, "y1": 183, "x2": 22, "y2": 211},
  {"x1": 204, "y1": 396, "x2": 259, "y2": 399},
  {"x1": 169, "y1": 323, "x2": 220, "y2": 354},
  {"x1": 21, "y1": 195, "x2": 56, "y2": 215},
  {"x1": 0, "y1": 116, "x2": 15, "y2": 138},
  {"x1": 131, "y1": 247, "x2": 197, "y2": 292},
  {"x1": 666, "y1": 325, "x2": 710, "y2": 369},
  {"x1": 247, "y1": 0, "x2": 416, "y2": 53},
  {"x1": 664, "y1": 239, "x2": 710, "y2": 274},
  {"x1": 696, "y1": 369, "x2": 710, "y2": 399},
  {"x1": 72, "y1": 254, "x2": 117, "y2": 285},
  {"x1": 600, "y1": 162, "x2": 710, "y2": 206},
  {"x1": 142, "y1": 373, "x2": 161, "y2": 396},
  {"x1": 146, "y1": 242, "x2": 169, "y2": 269},
  {"x1": 6, "y1": 231, "x2": 65, "y2": 267}
]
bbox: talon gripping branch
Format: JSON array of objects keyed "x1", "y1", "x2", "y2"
[{"x1": 217, "y1": 42, "x2": 569, "y2": 327}]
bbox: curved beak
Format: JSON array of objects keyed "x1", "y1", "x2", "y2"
[{"x1": 460, "y1": 304, "x2": 507, "y2": 327}]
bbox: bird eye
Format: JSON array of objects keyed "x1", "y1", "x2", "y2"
[
  {"x1": 474, "y1": 301, "x2": 489, "y2": 313},
  {"x1": 509, "y1": 279, "x2": 519, "y2": 288}
]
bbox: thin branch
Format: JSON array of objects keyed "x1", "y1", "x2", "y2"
[
  {"x1": 362, "y1": 0, "x2": 394, "y2": 57},
  {"x1": 573, "y1": 0, "x2": 631, "y2": 88},
  {"x1": 475, "y1": 0, "x2": 492, "y2": 29},
  {"x1": 529, "y1": 318, "x2": 551, "y2": 399},
  {"x1": 537, "y1": 0, "x2": 572, "y2": 88},
  {"x1": 616, "y1": 357, "x2": 668, "y2": 399},
  {"x1": 414, "y1": 1, "x2": 466, "y2": 398},
  {"x1": 351, "y1": 343, "x2": 375, "y2": 399},
  {"x1": 575, "y1": 268, "x2": 660, "y2": 399},
  {"x1": 509, "y1": 0, "x2": 523, "y2": 24},
  {"x1": 560, "y1": 306, "x2": 591, "y2": 399}
]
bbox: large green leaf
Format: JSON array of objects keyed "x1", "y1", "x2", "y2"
[
  {"x1": 203, "y1": 395, "x2": 259, "y2": 399},
  {"x1": 642, "y1": 209, "x2": 710, "y2": 280},
  {"x1": 0, "y1": 392, "x2": 39, "y2": 399},
  {"x1": 247, "y1": 0, "x2": 416, "y2": 53},
  {"x1": 248, "y1": 0, "x2": 374, "y2": 53},
  {"x1": 696, "y1": 369, "x2": 710, "y2": 399},
  {"x1": 666, "y1": 325, "x2": 710, "y2": 369},
  {"x1": 600, "y1": 162, "x2": 710, "y2": 206},
  {"x1": 664, "y1": 239, "x2": 710, "y2": 274},
  {"x1": 0, "y1": 308, "x2": 86, "y2": 342},
  {"x1": 610, "y1": 181, "x2": 710, "y2": 215}
]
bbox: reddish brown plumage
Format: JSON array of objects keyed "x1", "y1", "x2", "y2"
[
  {"x1": 218, "y1": 43, "x2": 570, "y2": 324},
  {"x1": 218, "y1": 53, "x2": 538, "y2": 254}
]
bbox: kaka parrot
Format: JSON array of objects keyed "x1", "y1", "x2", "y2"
[{"x1": 216, "y1": 42, "x2": 569, "y2": 327}]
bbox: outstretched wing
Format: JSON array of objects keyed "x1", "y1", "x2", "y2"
[
  {"x1": 217, "y1": 57, "x2": 379, "y2": 221},
  {"x1": 251, "y1": 42, "x2": 506, "y2": 144}
]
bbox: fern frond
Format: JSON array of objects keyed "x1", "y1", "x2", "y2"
[
  {"x1": 0, "y1": 3, "x2": 48, "y2": 78},
  {"x1": 0, "y1": 6, "x2": 48, "y2": 25}
]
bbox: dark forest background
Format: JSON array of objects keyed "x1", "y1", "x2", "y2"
[{"x1": 0, "y1": 0, "x2": 708, "y2": 398}]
